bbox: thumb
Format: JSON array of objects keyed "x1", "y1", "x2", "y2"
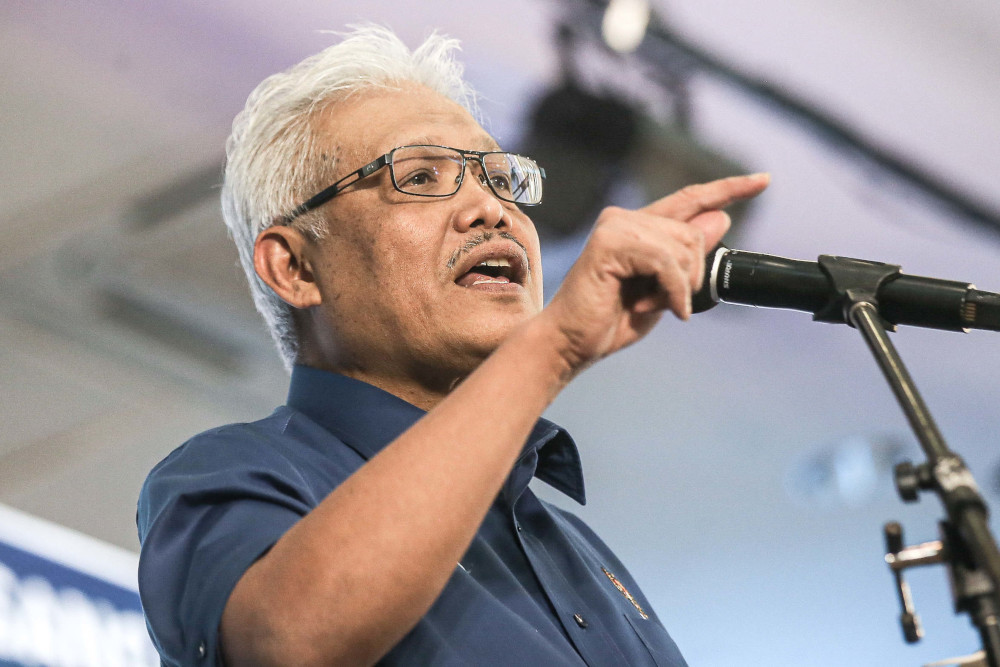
[{"x1": 688, "y1": 210, "x2": 731, "y2": 251}]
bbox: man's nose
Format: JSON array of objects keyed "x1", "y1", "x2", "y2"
[{"x1": 450, "y1": 163, "x2": 506, "y2": 231}]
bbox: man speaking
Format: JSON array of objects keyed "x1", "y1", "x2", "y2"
[{"x1": 137, "y1": 25, "x2": 768, "y2": 666}]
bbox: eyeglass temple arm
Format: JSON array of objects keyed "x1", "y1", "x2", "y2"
[{"x1": 282, "y1": 155, "x2": 389, "y2": 224}]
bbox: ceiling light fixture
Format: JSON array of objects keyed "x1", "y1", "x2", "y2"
[{"x1": 601, "y1": 0, "x2": 650, "y2": 53}]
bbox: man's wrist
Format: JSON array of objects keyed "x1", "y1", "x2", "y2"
[{"x1": 496, "y1": 314, "x2": 581, "y2": 399}]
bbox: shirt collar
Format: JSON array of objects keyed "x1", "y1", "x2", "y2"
[{"x1": 286, "y1": 365, "x2": 586, "y2": 505}]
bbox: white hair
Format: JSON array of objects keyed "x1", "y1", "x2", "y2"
[{"x1": 221, "y1": 25, "x2": 478, "y2": 370}]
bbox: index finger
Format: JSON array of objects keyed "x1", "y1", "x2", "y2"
[{"x1": 641, "y1": 173, "x2": 771, "y2": 221}]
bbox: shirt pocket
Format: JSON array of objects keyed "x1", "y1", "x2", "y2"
[{"x1": 624, "y1": 613, "x2": 689, "y2": 667}]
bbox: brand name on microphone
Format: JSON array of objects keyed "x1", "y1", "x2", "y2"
[{"x1": 723, "y1": 259, "x2": 733, "y2": 290}]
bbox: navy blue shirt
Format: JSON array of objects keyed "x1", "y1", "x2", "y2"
[{"x1": 137, "y1": 366, "x2": 687, "y2": 666}]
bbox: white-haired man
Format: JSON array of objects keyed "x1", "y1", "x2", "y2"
[{"x1": 137, "y1": 25, "x2": 768, "y2": 666}]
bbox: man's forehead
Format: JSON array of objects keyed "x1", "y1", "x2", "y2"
[
  {"x1": 402, "y1": 132, "x2": 501, "y2": 152},
  {"x1": 368, "y1": 108, "x2": 501, "y2": 155},
  {"x1": 317, "y1": 86, "x2": 500, "y2": 160}
]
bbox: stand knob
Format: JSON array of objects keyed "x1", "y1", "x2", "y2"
[
  {"x1": 886, "y1": 521, "x2": 904, "y2": 553},
  {"x1": 901, "y1": 610, "x2": 923, "y2": 643},
  {"x1": 895, "y1": 461, "x2": 932, "y2": 502}
]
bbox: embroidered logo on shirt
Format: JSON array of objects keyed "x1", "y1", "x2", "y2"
[{"x1": 602, "y1": 566, "x2": 648, "y2": 619}]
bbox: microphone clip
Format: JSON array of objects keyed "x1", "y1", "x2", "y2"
[{"x1": 813, "y1": 255, "x2": 901, "y2": 331}]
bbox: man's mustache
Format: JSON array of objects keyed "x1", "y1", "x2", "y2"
[{"x1": 446, "y1": 232, "x2": 528, "y2": 270}]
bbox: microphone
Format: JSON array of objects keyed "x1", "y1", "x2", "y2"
[{"x1": 692, "y1": 246, "x2": 1000, "y2": 332}]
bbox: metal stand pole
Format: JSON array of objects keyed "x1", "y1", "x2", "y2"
[{"x1": 849, "y1": 301, "x2": 1000, "y2": 667}]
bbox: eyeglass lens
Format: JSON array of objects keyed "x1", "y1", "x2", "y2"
[{"x1": 390, "y1": 146, "x2": 542, "y2": 205}]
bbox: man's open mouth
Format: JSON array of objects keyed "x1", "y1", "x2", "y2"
[
  {"x1": 453, "y1": 247, "x2": 528, "y2": 288},
  {"x1": 456, "y1": 258, "x2": 515, "y2": 287}
]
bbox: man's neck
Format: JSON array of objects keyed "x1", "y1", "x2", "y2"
[{"x1": 300, "y1": 361, "x2": 458, "y2": 412}]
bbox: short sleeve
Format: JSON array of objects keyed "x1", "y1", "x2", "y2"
[{"x1": 137, "y1": 418, "x2": 321, "y2": 667}]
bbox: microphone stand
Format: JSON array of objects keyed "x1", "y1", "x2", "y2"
[{"x1": 816, "y1": 255, "x2": 1000, "y2": 666}]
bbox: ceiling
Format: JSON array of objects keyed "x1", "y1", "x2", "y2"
[{"x1": 3, "y1": 1, "x2": 1000, "y2": 664}]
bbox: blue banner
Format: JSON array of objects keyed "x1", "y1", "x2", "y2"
[{"x1": 0, "y1": 504, "x2": 158, "y2": 666}]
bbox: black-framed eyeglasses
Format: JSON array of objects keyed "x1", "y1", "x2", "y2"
[{"x1": 282, "y1": 144, "x2": 545, "y2": 223}]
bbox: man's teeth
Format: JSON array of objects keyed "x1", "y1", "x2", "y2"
[
  {"x1": 456, "y1": 256, "x2": 515, "y2": 287},
  {"x1": 477, "y1": 258, "x2": 511, "y2": 268}
]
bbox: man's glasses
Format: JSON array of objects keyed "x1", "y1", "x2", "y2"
[{"x1": 283, "y1": 144, "x2": 545, "y2": 223}]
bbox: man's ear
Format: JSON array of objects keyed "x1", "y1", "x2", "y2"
[{"x1": 253, "y1": 225, "x2": 323, "y2": 309}]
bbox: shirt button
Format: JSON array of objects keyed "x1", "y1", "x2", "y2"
[
  {"x1": 573, "y1": 613, "x2": 588, "y2": 629},
  {"x1": 197, "y1": 642, "x2": 207, "y2": 659},
  {"x1": 515, "y1": 522, "x2": 522, "y2": 532}
]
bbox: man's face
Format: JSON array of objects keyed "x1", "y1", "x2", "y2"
[{"x1": 301, "y1": 85, "x2": 545, "y2": 393}]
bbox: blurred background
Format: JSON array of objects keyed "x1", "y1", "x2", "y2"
[{"x1": 2, "y1": 0, "x2": 1000, "y2": 664}]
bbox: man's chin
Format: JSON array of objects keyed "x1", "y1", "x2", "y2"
[
  {"x1": 444, "y1": 320, "x2": 525, "y2": 367},
  {"x1": 452, "y1": 279, "x2": 543, "y2": 309}
]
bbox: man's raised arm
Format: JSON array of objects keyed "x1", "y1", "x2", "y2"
[{"x1": 219, "y1": 174, "x2": 768, "y2": 666}]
